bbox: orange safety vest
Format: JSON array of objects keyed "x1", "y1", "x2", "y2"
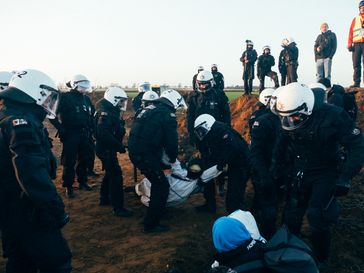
[{"x1": 353, "y1": 15, "x2": 364, "y2": 42}]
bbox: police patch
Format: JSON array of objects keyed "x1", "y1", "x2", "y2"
[
  {"x1": 101, "y1": 112, "x2": 108, "y2": 116},
  {"x1": 12, "y1": 119, "x2": 28, "y2": 126},
  {"x1": 352, "y1": 128, "x2": 360, "y2": 135},
  {"x1": 253, "y1": 121, "x2": 260, "y2": 127}
]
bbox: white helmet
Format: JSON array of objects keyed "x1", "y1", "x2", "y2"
[
  {"x1": 308, "y1": 82, "x2": 327, "y2": 91},
  {"x1": 194, "y1": 114, "x2": 216, "y2": 141},
  {"x1": 104, "y1": 86, "x2": 128, "y2": 111},
  {"x1": 142, "y1": 91, "x2": 159, "y2": 102},
  {"x1": 282, "y1": 37, "x2": 295, "y2": 46},
  {"x1": 211, "y1": 64, "x2": 218, "y2": 69},
  {"x1": 269, "y1": 86, "x2": 283, "y2": 114},
  {"x1": 3, "y1": 69, "x2": 60, "y2": 118},
  {"x1": 196, "y1": 70, "x2": 215, "y2": 92},
  {"x1": 259, "y1": 88, "x2": 275, "y2": 106},
  {"x1": 0, "y1": 71, "x2": 13, "y2": 91},
  {"x1": 246, "y1": 40, "x2": 254, "y2": 47},
  {"x1": 138, "y1": 82, "x2": 152, "y2": 93},
  {"x1": 197, "y1": 65, "x2": 204, "y2": 72},
  {"x1": 69, "y1": 74, "x2": 91, "y2": 93},
  {"x1": 275, "y1": 83, "x2": 315, "y2": 130},
  {"x1": 262, "y1": 45, "x2": 271, "y2": 52},
  {"x1": 160, "y1": 89, "x2": 187, "y2": 110}
]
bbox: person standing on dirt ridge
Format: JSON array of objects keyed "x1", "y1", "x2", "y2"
[
  {"x1": 281, "y1": 37, "x2": 299, "y2": 84},
  {"x1": 273, "y1": 82, "x2": 364, "y2": 269},
  {"x1": 132, "y1": 81, "x2": 152, "y2": 112},
  {"x1": 257, "y1": 45, "x2": 279, "y2": 92},
  {"x1": 50, "y1": 74, "x2": 94, "y2": 198},
  {"x1": 194, "y1": 114, "x2": 250, "y2": 214},
  {"x1": 187, "y1": 70, "x2": 230, "y2": 146},
  {"x1": 314, "y1": 22, "x2": 337, "y2": 82},
  {"x1": 348, "y1": 0, "x2": 364, "y2": 87},
  {"x1": 240, "y1": 40, "x2": 258, "y2": 95},
  {"x1": 192, "y1": 66, "x2": 204, "y2": 92},
  {"x1": 94, "y1": 86, "x2": 133, "y2": 218},
  {"x1": 211, "y1": 64, "x2": 225, "y2": 91},
  {"x1": 0, "y1": 69, "x2": 72, "y2": 272},
  {"x1": 128, "y1": 89, "x2": 187, "y2": 233}
]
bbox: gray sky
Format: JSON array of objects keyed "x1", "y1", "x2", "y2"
[{"x1": 0, "y1": 0, "x2": 357, "y2": 87}]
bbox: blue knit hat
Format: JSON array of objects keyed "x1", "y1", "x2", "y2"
[{"x1": 212, "y1": 216, "x2": 252, "y2": 253}]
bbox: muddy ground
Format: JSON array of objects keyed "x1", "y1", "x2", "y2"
[{"x1": 1, "y1": 90, "x2": 364, "y2": 273}]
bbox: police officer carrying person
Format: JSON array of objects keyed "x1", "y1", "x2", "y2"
[
  {"x1": 281, "y1": 37, "x2": 299, "y2": 84},
  {"x1": 132, "y1": 81, "x2": 152, "y2": 112},
  {"x1": 128, "y1": 89, "x2": 187, "y2": 233},
  {"x1": 187, "y1": 70, "x2": 231, "y2": 146},
  {"x1": 95, "y1": 86, "x2": 133, "y2": 217},
  {"x1": 249, "y1": 88, "x2": 281, "y2": 239},
  {"x1": 257, "y1": 46, "x2": 279, "y2": 92},
  {"x1": 0, "y1": 71, "x2": 13, "y2": 91},
  {"x1": 240, "y1": 40, "x2": 258, "y2": 95},
  {"x1": 192, "y1": 66, "x2": 204, "y2": 92},
  {"x1": 211, "y1": 64, "x2": 225, "y2": 91},
  {"x1": 273, "y1": 82, "x2": 364, "y2": 268},
  {"x1": 0, "y1": 69, "x2": 72, "y2": 272},
  {"x1": 194, "y1": 114, "x2": 250, "y2": 214},
  {"x1": 50, "y1": 74, "x2": 94, "y2": 198},
  {"x1": 348, "y1": 0, "x2": 364, "y2": 87}
]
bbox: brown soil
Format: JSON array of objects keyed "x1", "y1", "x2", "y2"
[{"x1": 1, "y1": 90, "x2": 364, "y2": 273}]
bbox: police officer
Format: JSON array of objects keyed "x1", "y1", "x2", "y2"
[
  {"x1": 211, "y1": 64, "x2": 225, "y2": 91},
  {"x1": 95, "y1": 87, "x2": 133, "y2": 217},
  {"x1": 128, "y1": 89, "x2": 187, "y2": 233},
  {"x1": 50, "y1": 74, "x2": 94, "y2": 198},
  {"x1": 249, "y1": 89, "x2": 281, "y2": 239},
  {"x1": 134, "y1": 90, "x2": 159, "y2": 117},
  {"x1": 274, "y1": 82, "x2": 364, "y2": 267},
  {"x1": 187, "y1": 70, "x2": 231, "y2": 146},
  {"x1": 257, "y1": 46, "x2": 279, "y2": 92},
  {"x1": 132, "y1": 81, "x2": 152, "y2": 112},
  {"x1": 278, "y1": 41, "x2": 288, "y2": 86},
  {"x1": 194, "y1": 114, "x2": 250, "y2": 214},
  {"x1": 192, "y1": 66, "x2": 204, "y2": 92},
  {"x1": 240, "y1": 40, "x2": 258, "y2": 95},
  {"x1": 0, "y1": 69, "x2": 72, "y2": 272},
  {"x1": 248, "y1": 88, "x2": 275, "y2": 134},
  {"x1": 281, "y1": 37, "x2": 299, "y2": 84},
  {"x1": 0, "y1": 71, "x2": 13, "y2": 91}
]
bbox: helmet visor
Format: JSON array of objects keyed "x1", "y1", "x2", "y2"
[
  {"x1": 138, "y1": 83, "x2": 151, "y2": 93},
  {"x1": 194, "y1": 123, "x2": 209, "y2": 141},
  {"x1": 280, "y1": 113, "x2": 309, "y2": 130},
  {"x1": 75, "y1": 80, "x2": 91, "y2": 93},
  {"x1": 197, "y1": 81, "x2": 212, "y2": 92},
  {"x1": 40, "y1": 87, "x2": 60, "y2": 119},
  {"x1": 117, "y1": 99, "x2": 127, "y2": 111}
]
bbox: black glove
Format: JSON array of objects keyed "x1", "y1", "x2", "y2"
[
  {"x1": 348, "y1": 45, "x2": 354, "y2": 52},
  {"x1": 334, "y1": 179, "x2": 351, "y2": 197}
]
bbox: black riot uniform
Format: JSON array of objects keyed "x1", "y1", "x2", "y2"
[
  {"x1": 257, "y1": 53, "x2": 279, "y2": 92},
  {"x1": 95, "y1": 98, "x2": 132, "y2": 217},
  {"x1": 248, "y1": 104, "x2": 270, "y2": 134},
  {"x1": 132, "y1": 92, "x2": 144, "y2": 112},
  {"x1": 212, "y1": 70, "x2": 225, "y2": 91},
  {"x1": 240, "y1": 48, "x2": 258, "y2": 95},
  {"x1": 51, "y1": 89, "x2": 95, "y2": 196},
  {"x1": 187, "y1": 88, "x2": 231, "y2": 145},
  {"x1": 281, "y1": 43, "x2": 299, "y2": 84},
  {"x1": 274, "y1": 103, "x2": 364, "y2": 263},
  {"x1": 197, "y1": 121, "x2": 250, "y2": 213},
  {"x1": 278, "y1": 49, "x2": 287, "y2": 86},
  {"x1": 0, "y1": 97, "x2": 72, "y2": 273},
  {"x1": 128, "y1": 99, "x2": 178, "y2": 232},
  {"x1": 249, "y1": 111, "x2": 281, "y2": 239}
]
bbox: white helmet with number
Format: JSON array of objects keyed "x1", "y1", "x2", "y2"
[
  {"x1": 269, "y1": 87, "x2": 283, "y2": 114},
  {"x1": 2, "y1": 69, "x2": 60, "y2": 118},
  {"x1": 196, "y1": 70, "x2": 215, "y2": 92},
  {"x1": 138, "y1": 82, "x2": 152, "y2": 93},
  {"x1": 160, "y1": 89, "x2": 187, "y2": 110},
  {"x1": 194, "y1": 114, "x2": 216, "y2": 141},
  {"x1": 259, "y1": 88, "x2": 275, "y2": 106},
  {"x1": 262, "y1": 45, "x2": 271, "y2": 52},
  {"x1": 275, "y1": 82, "x2": 315, "y2": 130},
  {"x1": 104, "y1": 86, "x2": 128, "y2": 111},
  {"x1": 0, "y1": 71, "x2": 13, "y2": 91},
  {"x1": 142, "y1": 91, "x2": 159, "y2": 102},
  {"x1": 69, "y1": 74, "x2": 91, "y2": 93}
]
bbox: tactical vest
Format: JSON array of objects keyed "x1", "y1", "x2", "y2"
[
  {"x1": 61, "y1": 94, "x2": 92, "y2": 129},
  {"x1": 353, "y1": 15, "x2": 364, "y2": 43}
]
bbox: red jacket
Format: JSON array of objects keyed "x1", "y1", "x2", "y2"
[{"x1": 348, "y1": 14, "x2": 364, "y2": 47}]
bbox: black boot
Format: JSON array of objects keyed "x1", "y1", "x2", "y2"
[
  {"x1": 311, "y1": 228, "x2": 331, "y2": 264},
  {"x1": 65, "y1": 187, "x2": 75, "y2": 198},
  {"x1": 113, "y1": 207, "x2": 133, "y2": 217}
]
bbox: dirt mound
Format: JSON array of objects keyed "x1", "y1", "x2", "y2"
[{"x1": 1, "y1": 92, "x2": 363, "y2": 273}]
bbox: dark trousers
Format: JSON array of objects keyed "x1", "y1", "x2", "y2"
[
  {"x1": 286, "y1": 64, "x2": 298, "y2": 84},
  {"x1": 204, "y1": 165, "x2": 248, "y2": 213},
  {"x1": 258, "y1": 71, "x2": 279, "y2": 91},
  {"x1": 283, "y1": 171, "x2": 340, "y2": 262},
  {"x1": 87, "y1": 139, "x2": 96, "y2": 173},
  {"x1": 2, "y1": 222, "x2": 72, "y2": 273},
  {"x1": 280, "y1": 72, "x2": 287, "y2": 86},
  {"x1": 61, "y1": 131, "x2": 89, "y2": 188},
  {"x1": 98, "y1": 151, "x2": 124, "y2": 210},
  {"x1": 352, "y1": 42, "x2": 364, "y2": 84},
  {"x1": 243, "y1": 78, "x2": 253, "y2": 95}
]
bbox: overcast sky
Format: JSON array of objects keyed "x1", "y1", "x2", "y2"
[{"x1": 0, "y1": 0, "x2": 357, "y2": 88}]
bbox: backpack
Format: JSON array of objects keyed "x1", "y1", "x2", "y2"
[
  {"x1": 232, "y1": 226, "x2": 319, "y2": 273},
  {"x1": 342, "y1": 91, "x2": 358, "y2": 122}
]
